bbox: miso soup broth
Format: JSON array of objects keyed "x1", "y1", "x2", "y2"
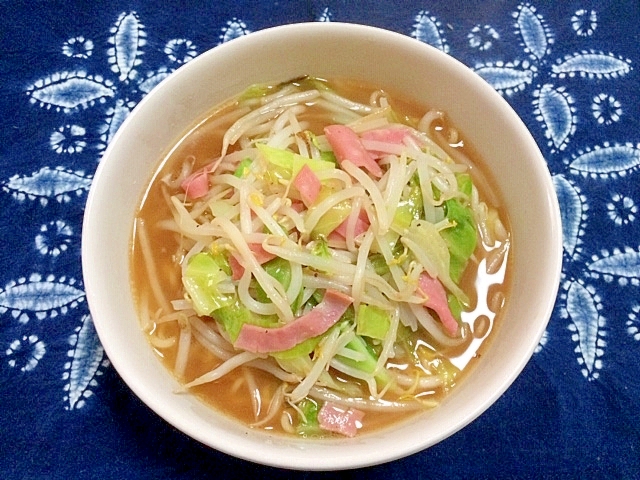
[{"x1": 131, "y1": 77, "x2": 511, "y2": 438}]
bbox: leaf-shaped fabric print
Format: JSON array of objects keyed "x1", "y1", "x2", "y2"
[
  {"x1": 534, "y1": 329, "x2": 548, "y2": 354},
  {"x1": 533, "y1": 84, "x2": 576, "y2": 152},
  {"x1": 565, "y1": 281, "x2": 606, "y2": 380},
  {"x1": 26, "y1": 71, "x2": 115, "y2": 113},
  {"x1": 63, "y1": 314, "x2": 110, "y2": 410},
  {"x1": 99, "y1": 99, "x2": 135, "y2": 149},
  {"x1": 2, "y1": 166, "x2": 92, "y2": 206},
  {"x1": 474, "y1": 61, "x2": 535, "y2": 96},
  {"x1": 569, "y1": 143, "x2": 640, "y2": 179},
  {"x1": 551, "y1": 51, "x2": 632, "y2": 79},
  {"x1": 0, "y1": 274, "x2": 84, "y2": 324},
  {"x1": 552, "y1": 175, "x2": 586, "y2": 259},
  {"x1": 627, "y1": 305, "x2": 640, "y2": 341},
  {"x1": 411, "y1": 10, "x2": 449, "y2": 53},
  {"x1": 513, "y1": 4, "x2": 552, "y2": 61},
  {"x1": 138, "y1": 68, "x2": 172, "y2": 94},
  {"x1": 108, "y1": 12, "x2": 146, "y2": 82},
  {"x1": 587, "y1": 247, "x2": 640, "y2": 287}
]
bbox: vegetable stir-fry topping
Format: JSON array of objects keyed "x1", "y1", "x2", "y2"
[{"x1": 141, "y1": 77, "x2": 510, "y2": 437}]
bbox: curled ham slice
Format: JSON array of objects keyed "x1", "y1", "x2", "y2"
[
  {"x1": 181, "y1": 156, "x2": 225, "y2": 199},
  {"x1": 360, "y1": 126, "x2": 411, "y2": 144},
  {"x1": 233, "y1": 289, "x2": 353, "y2": 353},
  {"x1": 293, "y1": 164, "x2": 321, "y2": 206},
  {"x1": 360, "y1": 126, "x2": 413, "y2": 158},
  {"x1": 318, "y1": 401, "x2": 365, "y2": 438},
  {"x1": 229, "y1": 244, "x2": 277, "y2": 281},
  {"x1": 418, "y1": 272, "x2": 459, "y2": 337},
  {"x1": 228, "y1": 255, "x2": 244, "y2": 281},
  {"x1": 324, "y1": 124, "x2": 383, "y2": 178},
  {"x1": 181, "y1": 168, "x2": 211, "y2": 199},
  {"x1": 332, "y1": 208, "x2": 370, "y2": 239}
]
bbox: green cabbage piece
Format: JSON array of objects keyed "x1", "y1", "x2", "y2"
[
  {"x1": 401, "y1": 220, "x2": 469, "y2": 306},
  {"x1": 257, "y1": 143, "x2": 335, "y2": 180},
  {"x1": 212, "y1": 299, "x2": 278, "y2": 342},
  {"x1": 233, "y1": 157, "x2": 253, "y2": 178},
  {"x1": 310, "y1": 198, "x2": 351, "y2": 238},
  {"x1": 295, "y1": 397, "x2": 321, "y2": 436},
  {"x1": 336, "y1": 335, "x2": 391, "y2": 386},
  {"x1": 356, "y1": 304, "x2": 391, "y2": 340},
  {"x1": 440, "y1": 173, "x2": 477, "y2": 283},
  {"x1": 270, "y1": 335, "x2": 322, "y2": 360},
  {"x1": 182, "y1": 252, "x2": 233, "y2": 316},
  {"x1": 238, "y1": 82, "x2": 273, "y2": 101},
  {"x1": 392, "y1": 182, "x2": 423, "y2": 230}
]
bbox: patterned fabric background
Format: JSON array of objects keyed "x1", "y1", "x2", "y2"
[{"x1": 1, "y1": 1, "x2": 638, "y2": 478}]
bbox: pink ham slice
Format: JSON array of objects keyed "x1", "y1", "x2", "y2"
[
  {"x1": 181, "y1": 156, "x2": 225, "y2": 199},
  {"x1": 293, "y1": 163, "x2": 322, "y2": 206},
  {"x1": 417, "y1": 272, "x2": 459, "y2": 337},
  {"x1": 228, "y1": 255, "x2": 244, "y2": 281},
  {"x1": 331, "y1": 208, "x2": 370, "y2": 239},
  {"x1": 317, "y1": 401, "x2": 365, "y2": 437},
  {"x1": 360, "y1": 126, "x2": 411, "y2": 143},
  {"x1": 181, "y1": 168, "x2": 211, "y2": 199},
  {"x1": 360, "y1": 126, "x2": 413, "y2": 158},
  {"x1": 233, "y1": 289, "x2": 353, "y2": 353},
  {"x1": 324, "y1": 124, "x2": 383, "y2": 178}
]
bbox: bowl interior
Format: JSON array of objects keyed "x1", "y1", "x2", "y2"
[{"x1": 82, "y1": 22, "x2": 562, "y2": 470}]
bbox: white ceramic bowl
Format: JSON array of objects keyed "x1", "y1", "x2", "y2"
[{"x1": 82, "y1": 22, "x2": 562, "y2": 470}]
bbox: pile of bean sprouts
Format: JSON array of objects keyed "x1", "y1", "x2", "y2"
[{"x1": 134, "y1": 77, "x2": 510, "y2": 433}]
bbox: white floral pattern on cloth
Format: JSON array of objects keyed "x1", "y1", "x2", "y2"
[
  {"x1": 468, "y1": 25, "x2": 500, "y2": 52},
  {"x1": 6, "y1": 335, "x2": 46, "y2": 372},
  {"x1": 35, "y1": 220, "x2": 74, "y2": 257},
  {"x1": 409, "y1": 3, "x2": 639, "y2": 382},
  {"x1": 1, "y1": 11, "x2": 253, "y2": 410}
]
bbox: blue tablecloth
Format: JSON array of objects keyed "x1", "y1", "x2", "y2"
[{"x1": 1, "y1": 1, "x2": 639, "y2": 478}]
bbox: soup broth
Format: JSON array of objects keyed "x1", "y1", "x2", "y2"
[{"x1": 131, "y1": 77, "x2": 511, "y2": 438}]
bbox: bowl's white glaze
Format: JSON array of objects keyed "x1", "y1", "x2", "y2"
[{"x1": 82, "y1": 22, "x2": 562, "y2": 470}]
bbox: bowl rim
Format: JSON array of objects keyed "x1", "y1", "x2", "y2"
[{"x1": 82, "y1": 21, "x2": 563, "y2": 470}]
